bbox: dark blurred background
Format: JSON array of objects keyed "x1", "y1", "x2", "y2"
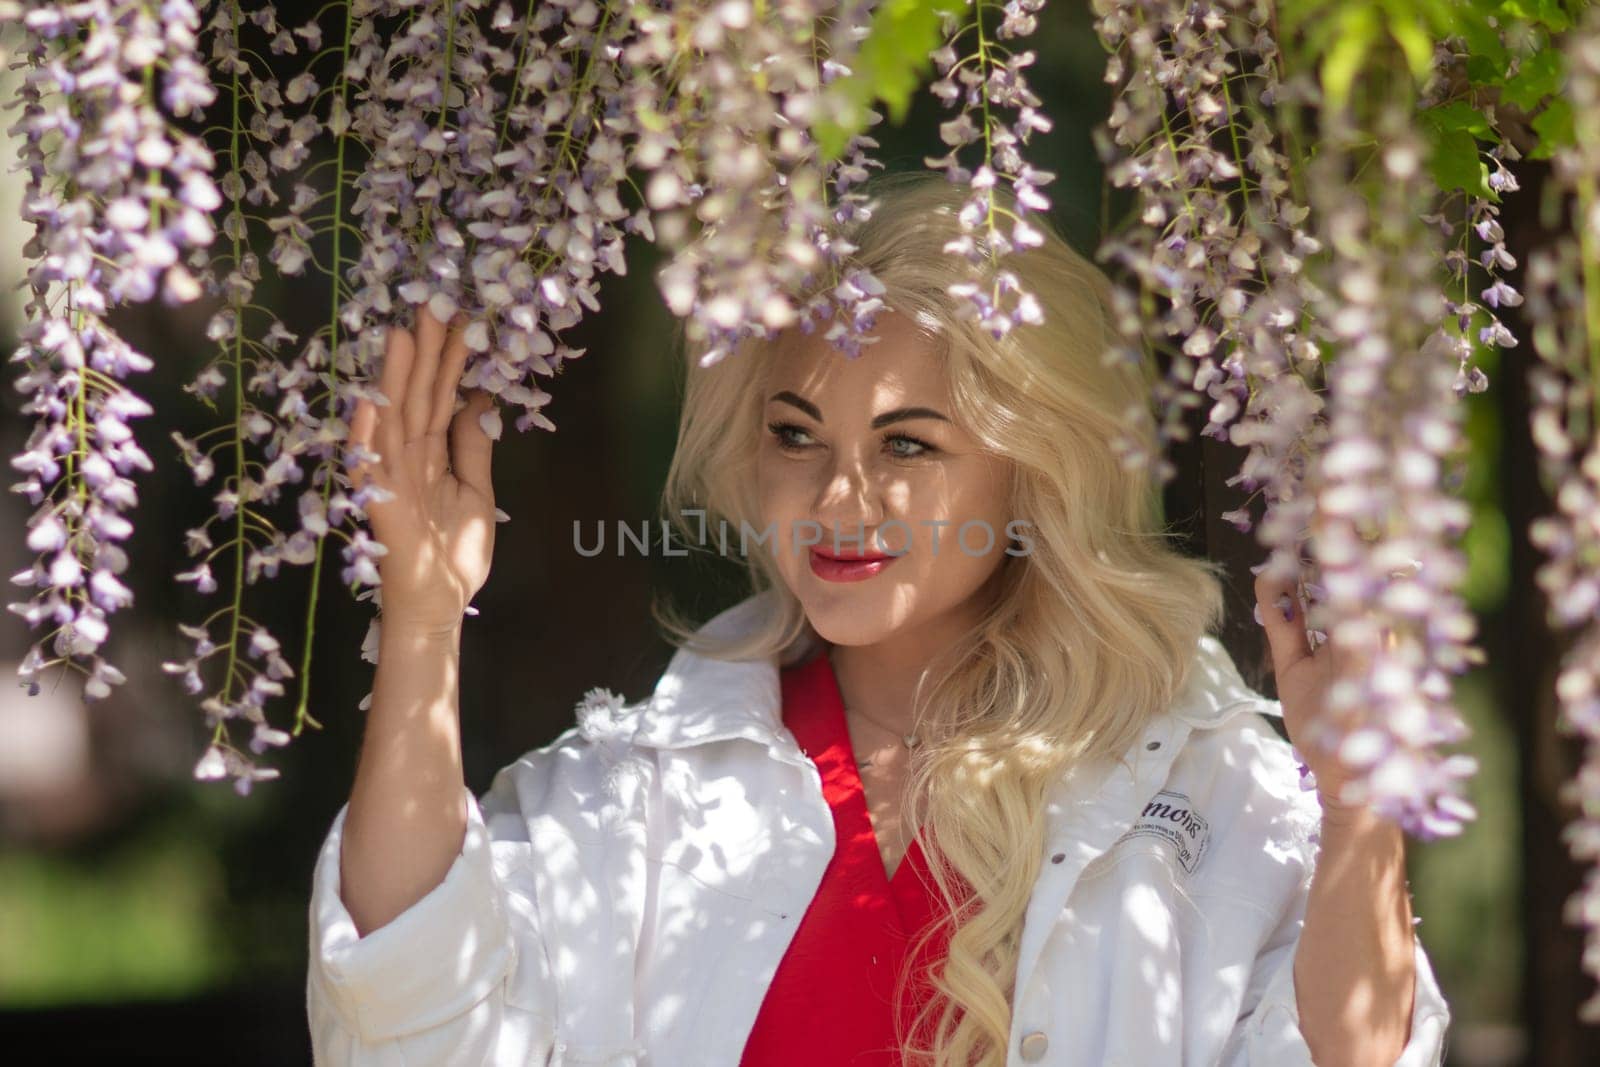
[{"x1": 0, "y1": 4, "x2": 1588, "y2": 1065}]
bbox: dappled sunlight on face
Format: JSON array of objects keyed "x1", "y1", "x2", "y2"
[{"x1": 754, "y1": 311, "x2": 1016, "y2": 651}]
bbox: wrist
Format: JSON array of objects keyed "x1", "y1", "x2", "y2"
[
  {"x1": 1317, "y1": 791, "x2": 1387, "y2": 831},
  {"x1": 380, "y1": 615, "x2": 464, "y2": 642}
]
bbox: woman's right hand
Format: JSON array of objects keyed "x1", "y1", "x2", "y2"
[{"x1": 344, "y1": 304, "x2": 500, "y2": 633}]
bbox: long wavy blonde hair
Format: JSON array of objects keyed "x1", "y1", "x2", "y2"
[{"x1": 652, "y1": 169, "x2": 1226, "y2": 1066}]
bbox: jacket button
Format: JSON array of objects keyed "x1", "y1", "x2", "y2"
[
  {"x1": 1020, "y1": 1031, "x2": 1048, "y2": 1060},
  {"x1": 1146, "y1": 740, "x2": 1161, "y2": 750},
  {"x1": 1050, "y1": 852, "x2": 1065, "y2": 864}
]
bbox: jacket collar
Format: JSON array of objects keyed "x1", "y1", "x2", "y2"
[{"x1": 621, "y1": 589, "x2": 1277, "y2": 753}]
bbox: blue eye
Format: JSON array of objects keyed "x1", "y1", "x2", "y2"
[
  {"x1": 766, "y1": 421, "x2": 814, "y2": 451},
  {"x1": 886, "y1": 434, "x2": 934, "y2": 459},
  {"x1": 765, "y1": 421, "x2": 939, "y2": 460}
]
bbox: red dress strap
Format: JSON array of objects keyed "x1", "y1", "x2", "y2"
[{"x1": 740, "y1": 648, "x2": 959, "y2": 1066}]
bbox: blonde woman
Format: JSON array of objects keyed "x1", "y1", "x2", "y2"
[{"x1": 309, "y1": 171, "x2": 1452, "y2": 1066}]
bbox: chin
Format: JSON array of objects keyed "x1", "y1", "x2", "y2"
[
  {"x1": 804, "y1": 613, "x2": 898, "y2": 649},
  {"x1": 791, "y1": 581, "x2": 915, "y2": 648}
]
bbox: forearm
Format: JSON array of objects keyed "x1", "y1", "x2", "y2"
[
  {"x1": 1291, "y1": 802, "x2": 1417, "y2": 1067},
  {"x1": 339, "y1": 620, "x2": 469, "y2": 938}
]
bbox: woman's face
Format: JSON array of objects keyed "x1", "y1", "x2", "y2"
[{"x1": 755, "y1": 310, "x2": 1016, "y2": 650}]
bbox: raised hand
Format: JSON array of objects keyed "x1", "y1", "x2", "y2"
[{"x1": 344, "y1": 304, "x2": 500, "y2": 633}]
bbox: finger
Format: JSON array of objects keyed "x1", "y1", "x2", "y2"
[
  {"x1": 450, "y1": 390, "x2": 498, "y2": 500},
  {"x1": 428, "y1": 321, "x2": 472, "y2": 437},
  {"x1": 1253, "y1": 568, "x2": 1312, "y2": 681},
  {"x1": 405, "y1": 303, "x2": 446, "y2": 442},
  {"x1": 376, "y1": 326, "x2": 414, "y2": 464},
  {"x1": 345, "y1": 396, "x2": 378, "y2": 481}
]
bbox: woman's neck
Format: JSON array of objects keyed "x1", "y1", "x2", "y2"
[{"x1": 826, "y1": 607, "x2": 975, "y2": 739}]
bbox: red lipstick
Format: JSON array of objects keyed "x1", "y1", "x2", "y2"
[{"x1": 808, "y1": 546, "x2": 900, "y2": 582}]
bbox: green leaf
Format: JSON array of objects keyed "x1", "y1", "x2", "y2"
[
  {"x1": 1283, "y1": 0, "x2": 1508, "y2": 100},
  {"x1": 1498, "y1": 0, "x2": 1572, "y2": 32},
  {"x1": 1528, "y1": 96, "x2": 1575, "y2": 159},
  {"x1": 1390, "y1": 12, "x2": 1437, "y2": 80},
  {"x1": 1500, "y1": 47, "x2": 1563, "y2": 109},
  {"x1": 1321, "y1": 5, "x2": 1381, "y2": 109},
  {"x1": 1464, "y1": 54, "x2": 1504, "y2": 83},
  {"x1": 1452, "y1": 0, "x2": 1508, "y2": 68},
  {"x1": 1420, "y1": 100, "x2": 1497, "y2": 139},
  {"x1": 813, "y1": 0, "x2": 969, "y2": 162},
  {"x1": 1424, "y1": 123, "x2": 1496, "y2": 198}
]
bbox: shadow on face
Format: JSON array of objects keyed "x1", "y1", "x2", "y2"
[{"x1": 754, "y1": 310, "x2": 1017, "y2": 652}]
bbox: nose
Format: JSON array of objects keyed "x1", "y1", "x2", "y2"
[{"x1": 811, "y1": 453, "x2": 885, "y2": 548}]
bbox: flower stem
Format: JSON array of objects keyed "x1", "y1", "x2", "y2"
[
  {"x1": 292, "y1": 0, "x2": 358, "y2": 737},
  {"x1": 1577, "y1": 171, "x2": 1600, "y2": 440},
  {"x1": 221, "y1": 0, "x2": 247, "y2": 742}
]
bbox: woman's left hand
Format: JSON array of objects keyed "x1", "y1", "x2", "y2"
[{"x1": 1252, "y1": 568, "x2": 1368, "y2": 815}]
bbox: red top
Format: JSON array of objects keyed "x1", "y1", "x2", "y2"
[{"x1": 739, "y1": 647, "x2": 963, "y2": 1065}]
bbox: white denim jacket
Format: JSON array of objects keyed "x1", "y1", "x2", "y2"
[{"x1": 306, "y1": 590, "x2": 1452, "y2": 1066}]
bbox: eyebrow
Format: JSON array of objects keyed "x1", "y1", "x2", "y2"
[{"x1": 767, "y1": 391, "x2": 952, "y2": 429}]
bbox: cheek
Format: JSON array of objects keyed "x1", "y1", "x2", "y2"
[
  {"x1": 907, "y1": 458, "x2": 1009, "y2": 527},
  {"x1": 919, "y1": 462, "x2": 1011, "y2": 560},
  {"x1": 755, "y1": 452, "x2": 807, "y2": 526},
  {"x1": 965, "y1": 457, "x2": 1013, "y2": 526}
]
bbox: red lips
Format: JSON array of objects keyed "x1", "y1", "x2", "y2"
[
  {"x1": 812, "y1": 546, "x2": 893, "y2": 561},
  {"x1": 808, "y1": 545, "x2": 900, "y2": 583}
]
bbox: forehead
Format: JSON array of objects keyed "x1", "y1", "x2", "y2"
[{"x1": 762, "y1": 311, "x2": 949, "y2": 406}]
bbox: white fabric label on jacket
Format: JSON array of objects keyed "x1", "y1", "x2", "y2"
[{"x1": 1115, "y1": 789, "x2": 1210, "y2": 874}]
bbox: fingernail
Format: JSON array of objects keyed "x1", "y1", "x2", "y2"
[{"x1": 1277, "y1": 593, "x2": 1294, "y2": 621}]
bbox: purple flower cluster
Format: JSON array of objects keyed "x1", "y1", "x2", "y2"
[
  {"x1": 155, "y1": 0, "x2": 935, "y2": 788},
  {"x1": 8, "y1": 0, "x2": 216, "y2": 707},
  {"x1": 162, "y1": 1, "x2": 335, "y2": 794},
  {"x1": 921, "y1": 0, "x2": 1055, "y2": 342},
  {"x1": 1092, "y1": 0, "x2": 1327, "y2": 570},
  {"x1": 1299, "y1": 103, "x2": 1478, "y2": 841},
  {"x1": 1091, "y1": 0, "x2": 1485, "y2": 840},
  {"x1": 1523, "y1": 5, "x2": 1600, "y2": 1022},
  {"x1": 1421, "y1": 37, "x2": 1520, "y2": 400},
  {"x1": 780, "y1": 0, "x2": 890, "y2": 360}
]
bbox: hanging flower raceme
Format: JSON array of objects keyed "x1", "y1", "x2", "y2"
[
  {"x1": 920, "y1": 0, "x2": 1053, "y2": 342},
  {"x1": 7, "y1": 0, "x2": 216, "y2": 704},
  {"x1": 1090, "y1": 0, "x2": 1504, "y2": 839},
  {"x1": 166, "y1": 0, "x2": 321, "y2": 794},
  {"x1": 783, "y1": 0, "x2": 890, "y2": 357},
  {"x1": 1297, "y1": 100, "x2": 1479, "y2": 839},
  {"x1": 1090, "y1": 0, "x2": 1327, "y2": 585},
  {"x1": 145, "y1": 0, "x2": 917, "y2": 790},
  {"x1": 1091, "y1": 0, "x2": 1362, "y2": 810},
  {"x1": 1257, "y1": 11, "x2": 1534, "y2": 841},
  {"x1": 1523, "y1": 4, "x2": 1600, "y2": 1022},
  {"x1": 1421, "y1": 37, "x2": 1521, "y2": 403}
]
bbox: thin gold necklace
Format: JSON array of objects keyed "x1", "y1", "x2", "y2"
[
  {"x1": 844, "y1": 705, "x2": 925, "y2": 773},
  {"x1": 828, "y1": 649, "x2": 925, "y2": 768}
]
